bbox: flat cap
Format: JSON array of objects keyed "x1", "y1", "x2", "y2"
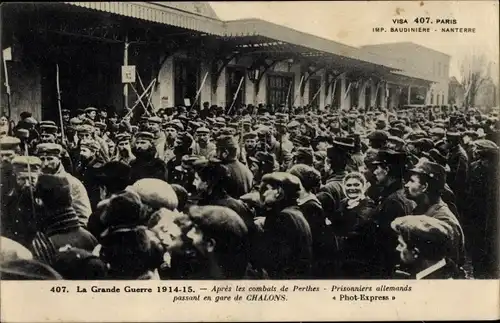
[
  {"x1": 430, "y1": 127, "x2": 446, "y2": 136},
  {"x1": 11, "y1": 156, "x2": 42, "y2": 171},
  {"x1": 135, "y1": 131, "x2": 155, "y2": 141},
  {"x1": 243, "y1": 132, "x2": 258, "y2": 140},
  {"x1": 84, "y1": 107, "x2": 98, "y2": 113},
  {"x1": 287, "y1": 120, "x2": 300, "y2": 129},
  {"x1": 131, "y1": 178, "x2": 178, "y2": 211},
  {"x1": 410, "y1": 158, "x2": 446, "y2": 187},
  {"x1": 36, "y1": 143, "x2": 63, "y2": 156},
  {"x1": 195, "y1": 127, "x2": 210, "y2": 134},
  {"x1": 367, "y1": 130, "x2": 390, "y2": 142},
  {"x1": 371, "y1": 149, "x2": 407, "y2": 166},
  {"x1": 80, "y1": 140, "x2": 101, "y2": 152},
  {"x1": 410, "y1": 138, "x2": 434, "y2": 151},
  {"x1": 0, "y1": 136, "x2": 21, "y2": 151},
  {"x1": 474, "y1": 139, "x2": 499, "y2": 153},
  {"x1": 115, "y1": 133, "x2": 131, "y2": 142},
  {"x1": 148, "y1": 116, "x2": 162, "y2": 124},
  {"x1": 70, "y1": 118, "x2": 83, "y2": 126},
  {"x1": 261, "y1": 172, "x2": 302, "y2": 193},
  {"x1": 216, "y1": 135, "x2": 238, "y2": 149},
  {"x1": 76, "y1": 124, "x2": 94, "y2": 134},
  {"x1": 391, "y1": 215, "x2": 452, "y2": 248}
]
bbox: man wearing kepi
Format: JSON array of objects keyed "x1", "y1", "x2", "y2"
[
  {"x1": 36, "y1": 143, "x2": 92, "y2": 226},
  {"x1": 1, "y1": 156, "x2": 42, "y2": 247},
  {"x1": 404, "y1": 158, "x2": 465, "y2": 267}
]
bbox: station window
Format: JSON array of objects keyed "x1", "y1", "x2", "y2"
[
  {"x1": 226, "y1": 67, "x2": 246, "y2": 110},
  {"x1": 174, "y1": 58, "x2": 200, "y2": 107},
  {"x1": 308, "y1": 78, "x2": 321, "y2": 108},
  {"x1": 267, "y1": 74, "x2": 294, "y2": 109}
]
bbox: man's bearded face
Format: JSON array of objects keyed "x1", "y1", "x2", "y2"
[
  {"x1": 40, "y1": 134, "x2": 56, "y2": 143},
  {"x1": 78, "y1": 132, "x2": 93, "y2": 141},
  {"x1": 62, "y1": 114, "x2": 70, "y2": 122},
  {"x1": 245, "y1": 138, "x2": 257, "y2": 150},
  {"x1": 135, "y1": 139, "x2": 152, "y2": 152},
  {"x1": 165, "y1": 128, "x2": 178, "y2": 141},
  {"x1": 15, "y1": 172, "x2": 38, "y2": 189},
  {"x1": 196, "y1": 133, "x2": 209, "y2": 144},
  {"x1": 79, "y1": 147, "x2": 94, "y2": 160},
  {"x1": 40, "y1": 155, "x2": 60, "y2": 174},
  {"x1": 1, "y1": 151, "x2": 15, "y2": 165}
]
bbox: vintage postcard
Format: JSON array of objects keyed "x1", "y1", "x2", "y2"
[{"x1": 1, "y1": 1, "x2": 499, "y2": 321}]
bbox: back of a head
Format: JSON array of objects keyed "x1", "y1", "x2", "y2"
[
  {"x1": 171, "y1": 184, "x2": 189, "y2": 211},
  {"x1": 289, "y1": 164, "x2": 321, "y2": 193},
  {"x1": 132, "y1": 179, "x2": 179, "y2": 211},
  {"x1": 189, "y1": 205, "x2": 249, "y2": 278},
  {"x1": 36, "y1": 174, "x2": 72, "y2": 209},
  {"x1": 0, "y1": 259, "x2": 62, "y2": 280}
]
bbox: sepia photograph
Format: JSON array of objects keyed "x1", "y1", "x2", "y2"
[{"x1": 0, "y1": 0, "x2": 498, "y2": 286}]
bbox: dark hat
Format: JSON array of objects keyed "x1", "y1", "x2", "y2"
[
  {"x1": 61, "y1": 109, "x2": 70, "y2": 115},
  {"x1": 135, "y1": 131, "x2": 155, "y2": 141},
  {"x1": 388, "y1": 127, "x2": 404, "y2": 138},
  {"x1": 423, "y1": 148, "x2": 451, "y2": 172},
  {"x1": 0, "y1": 136, "x2": 20, "y2": 151},
  {"x1": 36, "y1": 143, "x2": 63, "y2": 157},
  {"x1": 332, "y1": 136, "x2": 355, "y2": 150},
  {"x1": 367, "y1": 130, "x2": 390, "y2": 142},
  {"x1": 216, "y1": 135, "x2": 238, "y2": 149},
  {"x1": 407, "y1": 130, "x2": 428, "y2": 141},
  {"x1": 84, "y1": 106, "x2": 98, "y2": 113},
  {"x1": 292, "y1": 135, "x2": 311, "y2": 148},
  {"x1": 371, "y1": 149, "x2": 407, "y2": 166},
  {"x1": 255, "y1": 151, "x2": 276, "y2": 165},
  {"x1": 243, "y1": 132, "x2": 258, "y2": 140},
  {"x1": 95, "y1": 161, "x2": 131, "y2": 186},
  {"x1": 175, "y1": 154, "x2": 200, "y2": 172},
  {"x1": 388, "y1": 135, "x2": 405, "y2": 146},
  {"x1": 294, "y1": 147, "x2": 314, "y2": 165},
  {"x1": 36, "y1": 174, "x2": 72, "y2": 208},
  {"x1": 115, "y1": 133, "x2": 131, "y2": 143},
  {"x1": 261, "y1": 172, "x2": 302, "y2": 194},
  {"x1": 100, "y1": 190, "x2": 145, "y2": 228},
  {"x1": 20, "y1": 111, "x2": 32, "y2": 120},
  {"x1": 410, "y1": 158, "x2": 446, "y2": 188},
  {"x1": 410, "y1": 138, "x2": 434, "y2": 151}
]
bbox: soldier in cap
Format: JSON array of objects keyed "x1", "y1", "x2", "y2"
[
  {"x1": 464, "y1": 139, "x2": 499, "y2": 278},
  {"x1": 1, "y1": 156, "x2": 42, "y2": 247},
  {"x1": 241, "y1": 131, "x2": 259, "y2": 166},
  {"x1": 0, "y1": 136, "x2": 21, "y2": 197},
  {"x1": 112, "y1": 133, "x2": 135, "y2": 165},
  {"x1": 35, "y1": 143, "x2": 92, "y2": 225},
  {"x1": 369, "y1": 149, "x2": 416, "y2": 278},
  {"x1": 192, "y1": 126, "x2": 216, "y2": 160},
  {"x1": 391, "y1": 215, "x2": 465, "y2": 279},
  {"x1": 73, "y1": 140, "x2": 104, "y2": 210},
  {"x1": 129, "y1": 131, "x2": 168, "y2": 183},
  {"x1": 166, "y1": 132, "x2": 194, "y2": 185},
  {"x1": 161, "y1": 121, "x2": 181, "y2": 163},
  {"x1": 84, "y1": 107, "x2": 98, "y2": 121},
  {"x1": 254, "y1": 172, "x2": 313, "y2": 278},
  {"x1": 38, "y1": 121, "x2": 58, "y2": 144},
  {"x1": 367, "y1": 130, "x2": 389, "y2": 149},
  {"x1": 404, "y1": 159, "x2": 465, "y2": 266},
  {"x1": 317, "y1": 137, "x2": 355, "y2": 223},
  {"x1": 215, "y1": 135, "x2": 254, "y2": 199},
  {"x1": 445, "y1": 129, "x2": 468, "y2": 215}
]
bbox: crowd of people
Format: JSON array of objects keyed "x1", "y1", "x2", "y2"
[{"x1": 0, "y1": 101, "x2": 498, "y2": 280}]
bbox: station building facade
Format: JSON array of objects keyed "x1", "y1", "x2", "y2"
[{"x1": 1, "y1": 2, "x2": 446, "y2": 123}]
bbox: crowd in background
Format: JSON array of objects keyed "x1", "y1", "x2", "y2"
[{"x1": 0, "y1": 101, "x2": 498, "y2": 280}]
